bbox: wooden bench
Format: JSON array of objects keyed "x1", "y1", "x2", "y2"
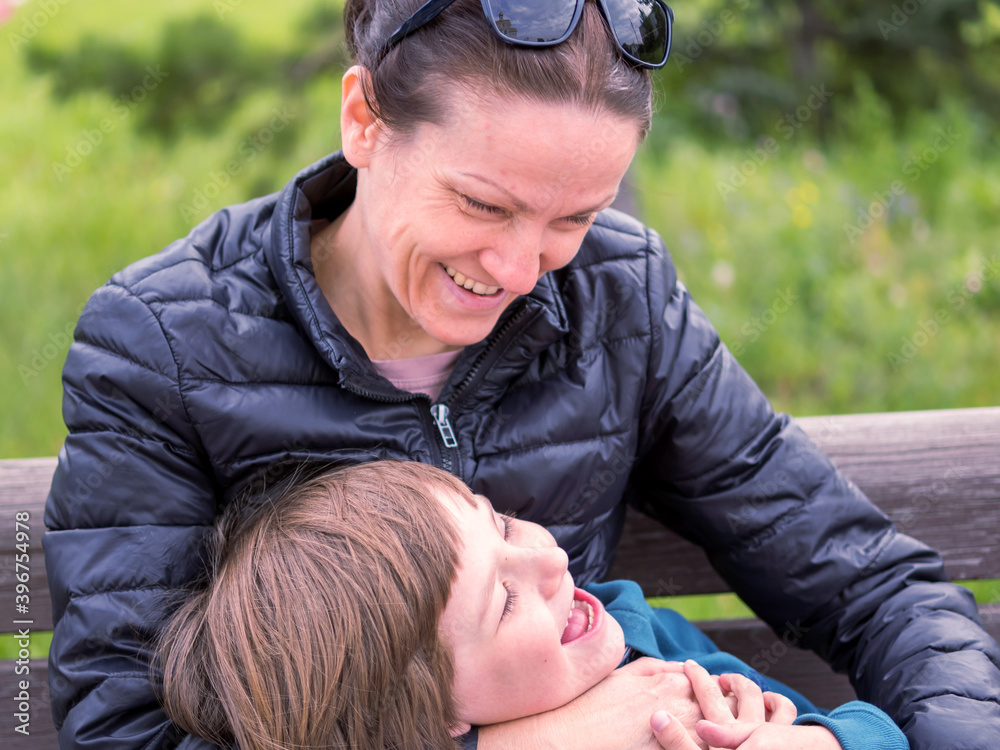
[{"x1": 3, "y1": 407, "x2": 999, "y2": 749}]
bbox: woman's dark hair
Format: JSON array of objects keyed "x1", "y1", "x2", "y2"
[
  {"x1": 157, "y1": 460, "x2": 473, "y2": 750},
  {"x1": 344, "y1": 0, "x2": 653, "y2": 139}
]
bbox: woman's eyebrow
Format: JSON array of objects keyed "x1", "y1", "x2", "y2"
[
  {"x1": 457, "y1": 171, "x2": 532, "y2": 213},
  {"x1": 458, "y1": 170, "x2": 618, "y2": 218}
]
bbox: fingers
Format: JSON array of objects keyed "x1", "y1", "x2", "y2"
[
  {"x1": 695, "y1": 720, "x2": 755, "y2": 749},
  {"x1": 625, "y1": 657, "x2": 687, "y2": 676},
  {"x1": 717, "y1": 673, "x2": 765, "y2": 724},
  {"x1": 650, "y1": 711, "x2": 704, "y2": 750},
  {"x1": 683, "y1": 661, "x2": 734, "y2": 724},
  {"x1": 763, "y1": 691, "x2": 798, "y2": 724}
]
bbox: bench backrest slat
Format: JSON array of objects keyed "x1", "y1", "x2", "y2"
[{"x1": 609, "y1": 407, "x2": 1000, "y2": 594}]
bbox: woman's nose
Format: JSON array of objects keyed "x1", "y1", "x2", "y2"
[{"x1": 479, "y1": 230, "x2": 542, "y2": 296}]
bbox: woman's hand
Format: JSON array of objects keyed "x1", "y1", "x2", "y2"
[
  {"x1": 478, "y1": 657, "x2": 707, "y2": 750},
  {"x1": 660, "y1": 660, "x2": 842, "y2": 750}
]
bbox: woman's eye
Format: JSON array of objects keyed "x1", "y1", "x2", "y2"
[{"x1": 463, "y1": 195, "x2": 505, "y2": 216}]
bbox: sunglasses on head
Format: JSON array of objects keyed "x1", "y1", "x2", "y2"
[{"x1": 379, "y1": 0, "x2": 674, "y2": 70}]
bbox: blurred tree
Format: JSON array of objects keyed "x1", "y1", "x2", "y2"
[
  {"x1": 656, "y1": 0, "x2": 1000, "y2": 143},
  {"x1": 25, "y1": 5, "x2": 347, "y2": 143}
]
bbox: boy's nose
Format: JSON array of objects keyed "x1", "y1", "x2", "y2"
[{"x1": 529, "y1": 544, "x2": 569, "y2": 600}]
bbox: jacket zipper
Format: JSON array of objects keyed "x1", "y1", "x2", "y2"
[
  {"x1": 429, "y1": 403, "x2": 457, "y2": 475},
  {"x1": 429, "y1": 304, "x2": 539, "y2": 476},
  {"x1": 343, "y1": 303, "x2": 538, "y2": 478},
  {"x1": 342, "y1": 379, "x2": 454, "y2": 470},
  {"x1": 446, "y1": 304, "x2": 537, "y2": 407},
  {"x1": 431, "y1": 403, "x2": 458, "y2": 448}
]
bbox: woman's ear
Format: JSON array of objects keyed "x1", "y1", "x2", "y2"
[
  {"x1": 340, "y1": 65, "x2": 381, "y2": 168},
  {"x1": 449, "y1": 722, "x2": 472, "y2": 738}
]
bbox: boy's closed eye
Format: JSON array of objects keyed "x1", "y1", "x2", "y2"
[{"x1": 499, "y1": 514, "x2": 517, "y2": 621}]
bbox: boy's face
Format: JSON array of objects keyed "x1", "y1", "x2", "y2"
[{"x1": 437, "y1": 489, "x2": 626, "y2": 726}]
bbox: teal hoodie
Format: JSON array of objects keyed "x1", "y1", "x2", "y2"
[{"x1": 588, "y1": 580, "x2": 909, "y2": 750}]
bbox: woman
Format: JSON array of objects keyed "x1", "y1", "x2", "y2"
[{"x1": 43, "y1": 2, "x2": 999, "y2": 749}]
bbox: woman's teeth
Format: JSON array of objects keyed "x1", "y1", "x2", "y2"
[{"x1": 444, "y1": 265, "x2": 500, "y2": 296}]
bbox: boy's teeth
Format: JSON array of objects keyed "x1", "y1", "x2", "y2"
[{"x1": 444, "y1": 265, "x2": 500, "y2": 296}]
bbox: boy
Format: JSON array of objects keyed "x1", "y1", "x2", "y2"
[{"x1": 158, "y1": 461, "x2": 908, "y2": 749}]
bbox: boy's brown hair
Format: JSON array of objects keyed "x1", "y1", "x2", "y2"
[{"x1": 157, "y1": 460, "x2": 473, "y2": 750}]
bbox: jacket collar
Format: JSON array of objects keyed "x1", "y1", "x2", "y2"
[{"x1": 266, "y1": 151, "x2": 569, "y2": 401}]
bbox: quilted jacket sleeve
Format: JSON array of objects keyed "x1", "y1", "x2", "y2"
[
  {"x1": 43, "y1": 282, "x2": 221, "y2": 749},
  {"x1": 628, "y1": 237, "x2": 1000, "y2": 750}
]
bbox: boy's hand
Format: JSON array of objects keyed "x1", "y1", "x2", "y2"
[
  {"x1": 480, "y1": 657, "x2": 708, "y2": 750},
  {"x1": 696, "y1": 721, "x2": 843, "y2": 750},
  {"x1": 678, "y1": 661, "x2": 843, "y2": 750}
]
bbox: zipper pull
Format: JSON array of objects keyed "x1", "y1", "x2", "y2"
[{"x1": 431, "y1": 404, "x2": 458, "y2": 448}]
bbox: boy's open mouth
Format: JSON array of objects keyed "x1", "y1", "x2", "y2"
[{"x1": 560, "y1": 593, "x2": 595, "y2": 645}]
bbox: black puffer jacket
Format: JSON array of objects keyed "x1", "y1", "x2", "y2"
[{"x1": 44, "y1": 151, "x2": 1000, "y2": 749}]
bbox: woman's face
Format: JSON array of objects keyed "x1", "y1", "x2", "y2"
[{"x1": 342, "y1": 81, "x2": 640, "y2": 350}]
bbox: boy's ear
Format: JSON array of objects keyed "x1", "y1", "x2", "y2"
[
  {"x1": 340, "y1": 65, "x2": 381, "y2": 169},
  {"x1": 449, "y1": 722, "x2": 472, "y2": 738}
]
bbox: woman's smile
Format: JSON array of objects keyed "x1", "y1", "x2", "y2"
[
  {"x1": 442, "y1": 264, "x2": 502, "y2": 297},
  {"x1": 318, "y1": 82, "x2": 638, "y2": 359}
]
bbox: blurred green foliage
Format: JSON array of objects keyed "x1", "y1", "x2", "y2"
[
  {"x1": 23, "y1": 8, "x2": 347, "y2": 141},
  {"x1": 655, "y1": 0, "x2": 1000, "y2": 144},
  {"x1": 1, "y1": 0, "x2": 997, "y2": 460}
]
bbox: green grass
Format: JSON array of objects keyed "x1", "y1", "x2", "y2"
[{"x1": 652, "y1": 578, "x2": 1000, "y2": 623}]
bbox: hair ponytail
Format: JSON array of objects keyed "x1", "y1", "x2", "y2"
[
  {"x1": 341, "y1": 0, "x2": 652, "y2": 140},
  {"x1": 343, "y1": 0, "x2": 374, "y2": 61}
]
